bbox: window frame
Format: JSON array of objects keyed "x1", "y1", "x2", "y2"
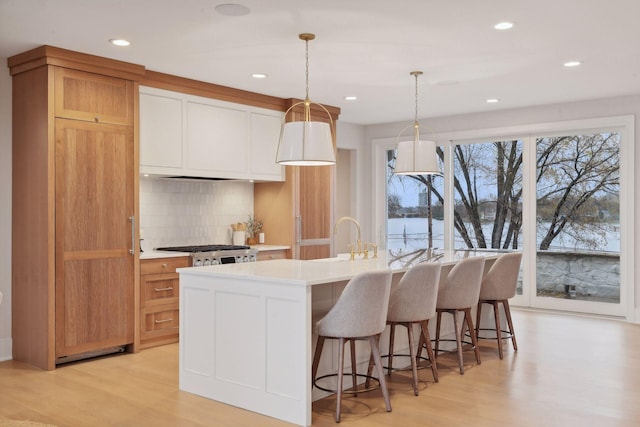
[{"x1": 372, "y1": 115, "x2": 634, "y2": 320}]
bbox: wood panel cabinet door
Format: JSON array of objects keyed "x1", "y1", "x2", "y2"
[
  {"x1": 290, "y1": 104, "x2": 336, "y2": 260},
  {"x1": 54, "y1": 118, "x2": 135, "y2": 359},
  {"x1": 54, "y1": 68, "x2": 134, "y2": 125},
  {"x1": 296, "y1": 165, "x2": 334, "y2": 260}
]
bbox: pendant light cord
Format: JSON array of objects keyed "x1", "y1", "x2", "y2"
[
  {"x1": 414, "y1": 72, "x2": 419, "y2": 125},
  {"x1": 305, "y1": 38, "x2": 310, "y2": 101}
]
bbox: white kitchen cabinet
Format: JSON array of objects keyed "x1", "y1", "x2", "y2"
[
  {"x1": 186, "y1": 98, "x2": 247, "y2": 174},
  {"x1": 139, "y1": 86, "x2": 284, "y2": 181},
  {"x1": 250, "y1": 111, "x2": 286, "y2": 180},
  {"x1": 140, "y1": 88, "x2": 183, "y2": 169}
]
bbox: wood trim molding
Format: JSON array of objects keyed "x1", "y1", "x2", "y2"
[
  {"x1": 140, "y1": 70, "x2": 289, "y2": 112},
  {"x1": 8, "y1": 45, "x2": 146, "y2": 80},
  {"x1": 7, "y1": 45, "x2": 341, "y2": 117}
]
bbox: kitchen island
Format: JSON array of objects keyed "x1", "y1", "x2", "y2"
[{"x1": 177, "y1": 249, "x2": 499, "y2": 426}]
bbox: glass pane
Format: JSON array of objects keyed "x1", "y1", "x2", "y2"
[
  {"x1": 386, "y1": 148, "x2": 444, "y2": 252},
  {"x1": 452, "y1": 140, "x2": 524, "y2": 250},
  {"x1": 452, "y1": 140, "x2": 524, "y2": 294},
  {"x1": 536, "y1": 132, "x2": 620, "y2": 303}
]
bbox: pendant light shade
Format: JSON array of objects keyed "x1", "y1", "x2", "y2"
[
  {"x1": 394, "y1": 71, "x2": 440, "y2": 175},
  {"x1": 277, "y1": 119, "x2": 335, "y2": 165},
  {"x1": 395, "y1": 138, "x2": 439, "y2": 175},
  {"x1": 276, "y1": 33, "x2": 336, "y2": 166}
]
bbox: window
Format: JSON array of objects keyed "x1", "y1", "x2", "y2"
[{"x1": 374, "y1": 115, "x2": 633, "y2": 318}]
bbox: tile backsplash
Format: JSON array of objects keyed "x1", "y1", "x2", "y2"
[{"x1": 139, "y1": 177, "x2": 254, "y2": 251}]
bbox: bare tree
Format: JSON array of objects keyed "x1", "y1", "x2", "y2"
[
  {"x1": 452, "y1": 141, "x2": 522, "y2": 249},
  {"x1": 388, "y1": 132, "x2": 619, "y2": 252},
  {"x1": 536, "y1": 134, "x2": 619, "y2": 250}
]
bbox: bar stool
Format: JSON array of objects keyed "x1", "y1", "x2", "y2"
[
  {"x1": 380, "y1": 262, "x2": 441, "y2": 396},
  {"x1": 434, "y1": 256, "x2": 485, "y2": 375},
  {"x1": 475, "y1": 252, "x2": 522, "y2": 359},
  {"x1": 311, "y1": 270, "x2": 393, "y2": 423}
]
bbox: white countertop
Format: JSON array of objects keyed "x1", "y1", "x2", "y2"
[
  {"x1": 140, "y1": 250, "x2": 191, "y2": 260},
  {"x1": 250, "y1": 244, "x2": 290, "y2": 251},
  {"x1": 177, "y1": 249, "x2": 501, "y2": 286}
]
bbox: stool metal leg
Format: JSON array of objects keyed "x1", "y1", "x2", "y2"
[
  {"x1": 503, "y1": 299, "x2": 518, "y2": 351},
  {"x1": 387, "y1": 324, "x2": 396, "y2": 376},
  {"x1": 368, "y1": 335, "x2": 392, "y2": 413},
  {"x1": 336, "y1": 337, "x2": 346, "y2": 423},
  {"x1": 435, "y1": 311, "x2": 443, "y2": 357},
  {"x1": 349, "y1": 339, "x2": 358, "y2": 396},
  {"x1": 419, "y1": 320, "x2": 438, "y2": 383},
  {"x1": 464, "y1": 308, "x2": 481, "y2": 365},
  {"x1": 492, "y1": 301, "x2": 504, "y2": 359},
  {"x1": 406, "y1": 321, "x2": 419, "y2": 396},
  {"x1": 475, "y1": 301, "x2": 483, "y2": 338},
  {"x1": 451, "y1": 309, "x2": 465, "y2": 374},
  {"x1": 311, "y1": 336, "x2": 325, "y2": 389}
]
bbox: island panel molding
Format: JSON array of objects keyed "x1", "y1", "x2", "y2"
[{"x1": 177, "y1": 250, "x2": 500, "y2": 426}]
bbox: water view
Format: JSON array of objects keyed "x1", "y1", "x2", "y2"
[{"x1": 387, "y1": 218, "x2": 620, "y2": 253}]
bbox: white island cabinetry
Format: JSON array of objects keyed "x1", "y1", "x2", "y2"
[
  {"x1": 139, "y1": 86, "x2": 284, "y2": 181},
  {"x1": 177, "y1": 251, "x2": 499, "y2": 426}
]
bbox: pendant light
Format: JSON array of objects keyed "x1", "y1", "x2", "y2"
[
  {"x1": 276, "y1": 33, "x2": 336, "y2": 166},
  {"x1": 394, "y1": 71, "x2": 440, "y2": 175}
]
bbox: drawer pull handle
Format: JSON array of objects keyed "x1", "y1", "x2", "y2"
[
  {"x1": 154, "y1": 318, "x2": 173, "y2": 324},
  {"x1": 154, "y1": 286, "x2": 174, "y2": 292},
  {"x1": 161, "y1": 263, "x2": 168, "y2": 268}
]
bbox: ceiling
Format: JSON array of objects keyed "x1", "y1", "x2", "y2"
[{"x1": 1, "y1": 0, "x2": 639, "y2": 125}]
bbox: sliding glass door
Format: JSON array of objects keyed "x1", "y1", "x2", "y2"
[
  {"x1": 373, "y1": 116, "x2": 633, "y2": 318},
  {"x1": 532, "y1": 131, "x2": 623, "y2": 315}
]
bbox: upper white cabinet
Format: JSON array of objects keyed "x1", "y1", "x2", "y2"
[
  {"x1": 140, "y1": 89, "x2": 183, "y2": 169},
  {"x1": 186, "y1": 99, "x2": 247, "y2": 174},
  {"x1": 139, "y1": 86, "x2": 284, "y2": 181},
  {"x1": 250, "y1": 111, "x2": 286, "y2": 179}
]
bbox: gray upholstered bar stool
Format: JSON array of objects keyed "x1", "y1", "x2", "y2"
[
  {"x1": 434, "y1": 256, "x2": 485, "y2": 375},
  {"x1": 381, "y1": 262, "x2": 442, "y2": 396},
  {"x1": 475, "y1": 252, "x2": 522, "y2": 359},
  {"x1": 311, "y1": 270, "x2": 393, "y2": 423}
]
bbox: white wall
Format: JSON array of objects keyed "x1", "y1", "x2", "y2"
[
  {"x1": 336, "y1": 121, "x2": 372, "y2": 242},
  {"x1": 362, "y1": 94, "x2": 640, "y2": 322},
  {"x1": 0, "y1": 60, "x2": 12, "y2": 361}
]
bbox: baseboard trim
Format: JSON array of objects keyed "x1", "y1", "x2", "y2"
[{"x1": 0, "y1": 337, "x2": 12, "y2": 362}]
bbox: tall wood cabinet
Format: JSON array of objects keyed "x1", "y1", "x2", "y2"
[
  {"x1": 9, "y1": 46, "x2": 144, "y2": 369},
  {"x1": 254, "y1": 99, "x2": 340, "y2": 260}
]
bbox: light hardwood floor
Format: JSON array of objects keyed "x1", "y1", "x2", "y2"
[{"x1": 1, "y1": 309, "x2": 639, "y2": 427}]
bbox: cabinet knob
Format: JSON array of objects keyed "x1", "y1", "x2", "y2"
[{"x1": 161, "y1": 263, "x2": 168, "y2": 268}]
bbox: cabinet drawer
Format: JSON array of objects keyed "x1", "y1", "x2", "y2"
[
  {"x1": 141, "y1": 305, "x2": 179, "y2": 339},
  {"x1": 140, "y1": 257, "x2": 189, "y2": 275},
  {"x1": 141, "y1": 273, "x2": 179, "y2": 306}
]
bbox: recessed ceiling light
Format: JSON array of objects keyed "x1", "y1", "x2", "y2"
[
  {"x1": 494, "y1": 22, "x2": 514, "y2": 30},
  {"x1": 486, "y1": 98, "x2": 500, "y2": 104},
  {"x1": 344, "y1": 96, "x2": 357, "y2": 101},
  {"x1": 215, "y1": 3, "x2": 250, "y2": 16},
  {"x1": 251, "y1": 73, "x2": 267, "y2": 79},
  {"x1": 109, "y1": 39, "x2": 130, "y2": 46},
  {"x1": 563, "y1": 60, "x2": 582, "y2": 67}
]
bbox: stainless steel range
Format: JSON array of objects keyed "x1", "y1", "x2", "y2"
[{"x1": 156, "y1": 244, "x2": 258, "y2": 266}]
